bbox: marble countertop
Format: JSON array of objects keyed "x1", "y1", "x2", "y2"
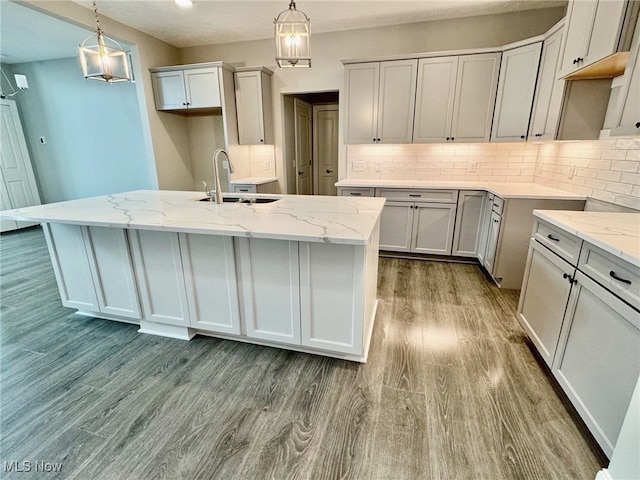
[
  {"x1": 0, "y1": 190, "x2": 385, "y2": 246},
  {"x1": 534, "y1": 210, "x2": 640, "y2": 266},
  {"x1": 230, "y1": 177, "x2": 278, "y2": 185},
  {"x1": 335, "y1": 180, "x2": 586, "y2": 200}
]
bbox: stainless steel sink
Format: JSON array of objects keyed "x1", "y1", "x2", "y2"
[{"x1": 199, "y1": 197, "x2": 280, "y2": 204}]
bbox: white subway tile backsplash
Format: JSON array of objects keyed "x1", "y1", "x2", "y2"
[{"x1": 346, "y1": 138, "x2": 640, "y2": 209}]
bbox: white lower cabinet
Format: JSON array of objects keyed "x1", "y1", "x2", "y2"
[
  {"x1": 179, "y1": 233, "x2": 241, "y2": 335},
  {"x1": 452, "y1": 190, "x2": 485, "y2": 257},
  {"x1": 518, "y1": 217, "x2": 640, "y2": 458},
  {"x1": 44, "y1": 223, "x2": 140, "y2": 319},
  {"x1": 129, "y1": 230, "x2": 190, "y2": 326},
  {"x1": 412, "y1": 203, "x2": 456, "y2": 255},
  {"x1": 237, "y1": 238, "x2": 301, "y2": 345},
  {"x1": 553, "y1": 271, "x2": 640, "y2": 457},
  {"x1": 379, "y1": 201, "x2": 413, "y2": 251},
  {"x1": 483, "y1": 210, "x2": 502, "y2": 275},
  {"x1": 517, "y1": 239, "x2": 574, "y2": 367}
]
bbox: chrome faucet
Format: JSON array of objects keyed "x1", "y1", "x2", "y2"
[{"x1": 206, "y1": 148, "x2": 234, "y2": 204}]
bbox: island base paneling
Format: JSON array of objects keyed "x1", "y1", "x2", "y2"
[{"x1": 41, "y1": 222, "x2": 380, "y2": 362}]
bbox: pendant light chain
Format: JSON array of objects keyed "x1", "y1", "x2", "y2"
[{"x1": 93, "y1": 0, "x2": 102, "y2": 35}]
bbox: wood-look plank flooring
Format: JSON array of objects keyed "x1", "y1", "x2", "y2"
[{"x1": 0, "y1": 227, "x2": 606, "y2": 479}]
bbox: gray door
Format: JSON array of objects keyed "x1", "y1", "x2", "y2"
[
  {"x1": 313, "y1": 104, "x2": 338, "y2": 196},
  {"x1": 294, "y1": 98, "x2": 312, "y2": 195}
]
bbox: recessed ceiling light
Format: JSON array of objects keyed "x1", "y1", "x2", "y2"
[{"x1": 175, "y1": 0, "x2": 193, "y2": 7}]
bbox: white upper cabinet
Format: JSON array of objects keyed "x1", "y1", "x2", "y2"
[
  {"x1": 151, "y1": 66, "x2": 221, "y2": 111},
  {"x1": 376, "y1": 60, "x2": 418, "y2": 144},
  {"x1": 612, "y1": 14, "x2": 640, "y2": 136},
  {"x1": 450, "y1": 53, "x2": 502, "y2": 143},
  {"x1": 234, "y1": 68, "x2": 274, "y2": 145},
  {"x1": 413, "y1": 56, "x2": 458, "y2": 143},
  {"x1": 491, "y1": 42, "x2": 542, "y2": 142},
  {"x1": 344, "y1": 60, "x2": 417, "y2": 144},
  {"x1": 413, "y1": 53, "x2": 500, "y2": 143},
  {"x1": 529, "y1": 23, "x2": 566, "y2": 140},
  {"x1": 558, "y1": 0, "x2": 631, "y2": 77}
]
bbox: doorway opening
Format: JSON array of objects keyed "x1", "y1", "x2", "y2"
[{"x1": 283, "y1": 91, "x2": 339, "y2": 195}]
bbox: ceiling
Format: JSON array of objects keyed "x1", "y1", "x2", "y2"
[{"x1": 0, "y1": 0, "x2": 566, "y2": 64}]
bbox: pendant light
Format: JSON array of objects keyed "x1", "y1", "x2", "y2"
[
  {"x1": 78, "y1": 0, "x2": 131, "y2": 83},
  {"x1": 274, "y1": 1, "x2": 311, "y2": 68}
]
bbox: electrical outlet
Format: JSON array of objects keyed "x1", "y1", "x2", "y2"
[
  {"x1": 468, "y1": 161, "x2": 477, "y2": 173},
  {"x1": 352, "y1": 161, "x2": 365, "y2": 172},
  {"x1": 375, "y1": 161, "x2": 382, "y2": 172}
]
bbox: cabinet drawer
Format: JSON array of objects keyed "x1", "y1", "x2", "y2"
[
  {"x1": 338, "y1": 187, "x2": 375, "y2": 197},
  {"x1": 533, "y1": 220, "x2": 583, "y2": 265},
  {"x1": 376, "y1": 189, "x2": 458, "y2": 203},
  {"x1": 491, "y1": 195, "x2": 504, "y2": 215},
  {"x1": 579, "y1": 244, "x2": 640, "y2": 311},
  {"x1": 232, "y1": 185, "x2": 257, "y2": 193}
]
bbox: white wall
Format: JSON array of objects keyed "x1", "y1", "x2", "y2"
[
  {"x1": 5, "y1": 58, "x2": 153, "y2": 202},
  {"x1": 180, "y1": 7, "x2": 566, "y2": 193}
]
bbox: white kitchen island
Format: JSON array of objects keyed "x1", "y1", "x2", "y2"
[{"x1": 1, "y1": 190, "x2": 384, "y2": 362}]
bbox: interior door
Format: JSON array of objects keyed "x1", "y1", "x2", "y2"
[
  {"x1": 0, "y1": 99, "x2": 40, "y2": 231},
  {"x1": 294, "y1": 98, "x2": 312, "y2": 195},
  {"x1": 313, "y1": 104, "x2": 338, "y2": 196}
]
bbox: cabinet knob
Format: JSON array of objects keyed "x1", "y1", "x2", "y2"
[
  {"x1": 182, "y1": 102, "x2": 187, "y2": 106},
  {"x1": 573, "y1": 58, "x2": 579, "y2": 65},
  {"x1": 260, "y1": 139, "x2": 264, "y2": 143},
  {"x1": 377, "y1": 138, "x2": 381, "y2": 142},
  {"x1": 635, "y1": 122, "x2": 640, "y2": 128},
  {"x1": 451, "y1": 137, "x2": 455, "y2": 141},
  {"x1": 535, "y1": 133, "x2": 542, "y2": 137},
  {"x1": 446, "y1": 137, "x2": 450, "y2": 141},
  {"x1": 520, "y1": 135, "x2": 525, "y2": 139},
  {"x1": 372, "y1": 138, "x2": 376, "y2": 142}
]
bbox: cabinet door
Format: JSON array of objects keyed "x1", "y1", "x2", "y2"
[
  {"x1": 85, "y1": 226, "x2": 141, "y2": 320},
  {"x1": 491, "y1": 42, "x2": 542, "y2": 142},
  {"x1": 558, "y1": 0, "x2": 598, "y2": 76},
  {"x1": 376, "y1": 59, "x2": 418, "y2": 143},
  {"x1": 411, "y1": 203, "x2": 456, "y2": 255},
  {"x1": 184, "y1": 68, "x2": 221, "y2": 109},
  {"x1": 450, "y1": 53, "x2": 501, "y2": 143},
  {"x1": 483, "y1": 210, "x2": 501, "y2": 275},
  {"x1": 299, "y1": 243, "x2": 363, "y2": 355},
  {"x1": 344, "y1": 63, "x2": 379, "y2": 144},
  {"x1": 476, "y1": 194, "x2": 493, "y2": 265},
  {"x1": 379, "y1": 201, "x2": 413, "y2": 252},
  {"x1": 452, "y1": 191, "x2": 484, "y2": 257},
  {"x1": 235, "y1": 71, "x2": 267, "y2": 144},
  {"x1": 129, "y1": 230, "x2": 190, "y2": 326},
  {"x1": 517, "y1": 240, "x2": 574, "y2": 367},
  {"x1": 151, "y1": 71, "x2": 187, "y2": 110},
  {"x1": 43, "y1": 223, "x2": 98, "y2": 311},
  {"x1": 413, "y1": 56, "x2": 458, "y2": 143},
  {"x1": 559, "y1": 0, "x2": 628, "y2": 77},
  {"x1": 612, "y1": 15, "x2": 640, "y2": 136},
  {"x1": 179, "y1": 233, "x2": 241, "y2": 335},
  {"x1": 237, "y1": 238, "x2": 301, "y2": 345},
  {"x1": 529, "y1": 26, "x2": 566, "y2": 140},
  {"x1": 553, "y1": 271, "x2": 640, "y2": 458}
]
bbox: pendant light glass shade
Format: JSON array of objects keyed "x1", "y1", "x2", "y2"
[
  {"x1": 274, "y1": 1, "x2": 311, "y2": 68},
  {"x1": 78, "y1": 1, "x2": 131, "y2": 83}
]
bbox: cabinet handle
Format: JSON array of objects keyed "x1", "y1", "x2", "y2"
[
  {"x1": 573, "y1": 58, "x2": 579, "y2": 65},
  {"x1": 635, "y1": 122, "x2": 640, "y2": 128},
  {"x1": 409, "y1": 194, "x2": 421, "y2": 198},
  {"x1": 609, "y1": 271, "x2": 631, "y2": 285},
  {"x1": 349, "y1": 192, "x2": 362, "y2": 196},
  {"x1": 563, "y1": 273, "x2": 577, "y2": 285},
  {"x1": 239, "y1": 188, "x2": 249, "y2": 192},
  {"x1": 493, "y1": 219, "x2": 499, "y2": 223},
  {"x1": 535, "y1": 133, "x2": 542, "y2": 137},
  {"x1": 547, "y1": 234, "x2": 560, "y2": 242}
]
